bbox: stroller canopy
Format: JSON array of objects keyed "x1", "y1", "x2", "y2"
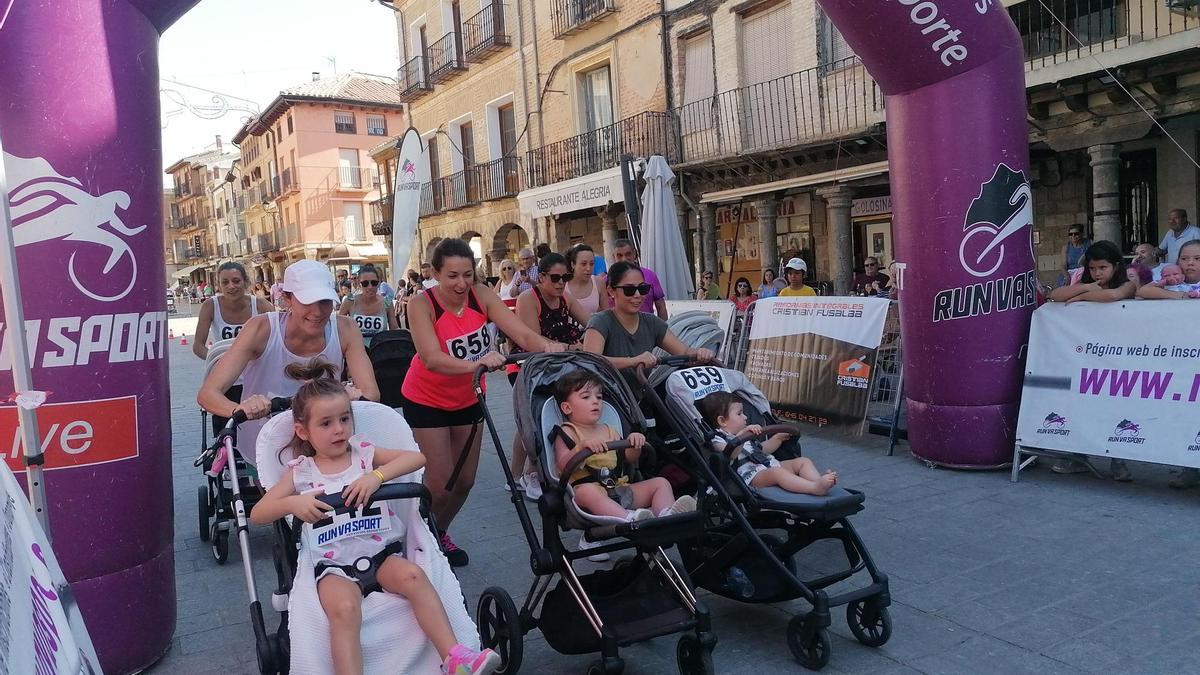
[{"x1": 663, "y1": 366, "x2": 772, "y2": 425}]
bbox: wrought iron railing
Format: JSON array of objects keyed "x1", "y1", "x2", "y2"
[
  {"x1": 370, "y1": 195, "x2": 394, "y2": 235},
  {"x1": 675, "y1": 57, "x2": 883, "y2": 165},
  {"x1": 279, "y1": 168, "x2": 298, "y2": 196},
  {"x1": 419, "y1": 183, "x2": 438, "y2": 217},
  {"x1": 1009, "y1": 0, "x2": 1198, "y2": 70},
  {"x1": 426, "y1": 32, "x2": 466, "y2": 83},
  {"x1": 256, "y1": 232, "x2": 276, "y2": 252},
  {"x1": 398, "y1": 56, "x2": 432, "y2": 101},
  {"x1": 337, "y1": 166, "x2": 373, "y2": 190},
  {"x1": 552, "y1": 0, "x2": 616, "y2": 37},
  {"x1": 463, "y1": 4, "x2": 512, "y2": 62},
  {"x1": 180, "y1": 214, "x2": 196, "y2": 229},
  {"x1": 526, "y1": 111, "x2": 675, "y2": 188},
  {"x1": 437, "y1": 169, "x2": 482, "y2": 211},
  {"x1": 477, "y1": 156, "x2": 522, "y2": 200}
]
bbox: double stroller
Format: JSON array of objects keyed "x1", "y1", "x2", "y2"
[
  {"x1": 474, "y1": 352, "x2": 717, "y2": 675},
  {"x1": 194, "y1": 398, "x2": 479, "y2": 674},
  {"x1": 640, "y1": 360, "x2": 893, "y2": 670}
]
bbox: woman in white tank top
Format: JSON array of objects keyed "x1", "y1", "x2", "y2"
[
  {"x1": 564, "y1": 243, "x2": 607, "y2": 319},
  {"x1": 193, "y1": 262, "x2": 275, "y2": 360},
  {"x1": 197, "y1": 260, "x2": 381, "y2": 464}
]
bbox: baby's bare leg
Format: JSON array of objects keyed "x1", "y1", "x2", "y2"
[
  {"x1": 781, "y1": 457, "x2": 823, "y2": 482},
  {"x1": 573, "y1": 483, "x2": 629, "y2": 518},
  {"x1": 750, "y1": 467, "x2": 833, "y2": 496}
]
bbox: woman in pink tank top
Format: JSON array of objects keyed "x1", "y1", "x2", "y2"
[{"x1": 402, "y1": 239, "x2": 565, "y2": 567}]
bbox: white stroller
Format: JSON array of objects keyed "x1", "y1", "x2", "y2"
[{"x1": 242, "y1": 400, "x2": 479, "y2": 674}]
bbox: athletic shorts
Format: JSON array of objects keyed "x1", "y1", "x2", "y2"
[{"x1": 401, "y1": 398, "x2": 484, "y2": 428}]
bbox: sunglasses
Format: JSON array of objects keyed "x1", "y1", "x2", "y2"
[
  {"x1": 864, "y1": 263, "x2": 878, "y2": 267},
  {"x1": 544, "y1": 273, "x2": 573, "y2": 283},
  {"x1": 359, "y1": 279, "x2": 379, "y2": 287},
  {"x1": 1069, "y1": 232, "x2": 1081, "y2": 236},
  {"x1": 614, "y1": 283, "x2": 653, "y2": 297}
]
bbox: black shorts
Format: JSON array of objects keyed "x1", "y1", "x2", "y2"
[
  {"x1": 402, "y1": 398, "x2": 484, "y2": 428},
  {"x1": 508, "y1": 371, "x2": 518, "y2": 386}
]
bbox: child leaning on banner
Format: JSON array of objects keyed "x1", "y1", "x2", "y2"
[
  {"x1": 1138, "y1": 241, "x2": 1200, "y2": 299},
  {"x1": 1049, "y1": 240, "x2": 1136, "y2": 304}
]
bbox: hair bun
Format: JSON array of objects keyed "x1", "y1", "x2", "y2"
[{"x1": 284, "y1": 358, "x2": 338, "y2": 382}]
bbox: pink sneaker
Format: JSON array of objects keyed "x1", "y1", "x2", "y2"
[{"x1": 442, "y1": 644, "x2": 501, "y2": 674}]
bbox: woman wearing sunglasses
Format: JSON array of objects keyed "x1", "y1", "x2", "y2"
[
  {"x1": 337, "y1": 263, "x2": 398, "y2": 348},
  {"x1": 730, "y1": 276, "x2": 758, "y2": 312},
  {"x1": 584, "y1": 261, "x2": 715, "y2": 378}
]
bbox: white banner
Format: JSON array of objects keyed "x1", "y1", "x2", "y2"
[
  {"x1": 0, "y1": 463, "x2": 101, "y2": 675},
  {"x1": 1016, "y1": 302, "x2": 1200, "y2": 468},
  {"x1": 390, "y1": 128, "x2": 424, "y2": 284}
]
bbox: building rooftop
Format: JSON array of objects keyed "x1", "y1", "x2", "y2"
[
  {"x1": 234, "y1": 72, "x2": 405, "y2": 143},
  {"x1": 164, "y1": 148, "x2": 239, "y2": 175}
]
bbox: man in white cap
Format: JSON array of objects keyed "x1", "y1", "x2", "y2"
[{"x1": 778, "y1": 257, "x2": 816, "y2": 297}]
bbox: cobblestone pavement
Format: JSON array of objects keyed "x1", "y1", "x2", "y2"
[{"x1": 148, "y1": 331, "x2": 1199, "y2": 674}]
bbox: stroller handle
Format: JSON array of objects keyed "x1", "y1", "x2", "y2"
[
  {"x1": 720, "y1": 424, "x2": 802, "y2": 459},
  {"x1": 195, "y1": 397, "x2": 293, "y2": 468},
  {"x1": 556, "y1": 440, "x2": 636, "y2": 494},
  {"x1": 315, "y1": 482, "x2": 432, "y2": 511},
  {"x1": 472, "y1": 352, "x2": 537, "y2": 389}
]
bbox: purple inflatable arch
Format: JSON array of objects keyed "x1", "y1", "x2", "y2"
[
  {"x1": 0, "y1": 0, "x2": 1028, "y2": 670},
  {"x1": 816, "y1": 0, "x2": 1034, "y2": 469}
]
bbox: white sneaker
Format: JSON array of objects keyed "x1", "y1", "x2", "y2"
[
  {"x1": 625, "y1": 508, "x2": 654, "y2": 522},
  {"x1": 578, "y1": 533, "x2": 610, "y2": 562},
  {"x1": 522, "y1": 473, "x2": 543, "y2": 502},
  {"x1": 504, "y1": 472, "x2": 525, "y2": 493},
  {"x1": 658, "y1": 495, "x2": 697, "y2": 518}
]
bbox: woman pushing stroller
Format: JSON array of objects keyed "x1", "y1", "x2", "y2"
[{"x1": 250, "y1": 360, "x2": 500, "y2": 675}]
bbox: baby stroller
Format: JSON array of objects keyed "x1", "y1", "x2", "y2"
[
  {"x1": 473, "y1": 352, "x2": 717, "y2": 675},
  {"x1": 196, "y1": 338, "x2": 264, "y2": 565},
  {"x1": 640, "y1": 360, "x2": 892, "y2": 671},
  {"x1": 366, "y1": 329, "x2": 416, "y2": 408}
]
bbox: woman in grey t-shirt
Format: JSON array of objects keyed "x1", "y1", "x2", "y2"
[{"x1": 584, "y1": 262, "x2": 714, "y2": 372}]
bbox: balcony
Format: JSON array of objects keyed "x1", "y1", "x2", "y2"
[
  {"x1": 185, "y1": 245, "x2": 208, "y2": 260},
  {"x1": 552, "y1": 0, "x2": 615, "y2": 37},
  {"x1": 436, "y1": 169, "x2": 482, "y2": 211},
  {"x1": 179, "y1": 214, "x2": 197, "y2": 229},
  {"x1": 477, "y1": 156, "x2": 522, "y2": 200},
  {"x1": 256, "y1": 232, "x2": 277, "y2": 253},
  {"x1": 279, "y1": 168, "x2": 299, "y2": 196},
  {"x1": 1009, "y1": 0, "x2": 1198, "y2": 73},
  {"x1": 426, "y1": 32, "x2": 466, "y2": 84},
  {"x1": 463, "y1": 4, "x2": 512, "y2": 62},
  {"x1": 337, "y1": 166, "x2": 374, "y2": 191},
  {"x1": 526, "y1": 111, "x2": 675, "y2": 188},
  {"x1": 398, "y1": 56, "x2": 432, "y2": 101},
  {"x1": 675, "y1": 57, "x2": 883, "y2": 165},
  {"x1": 370, "y1": 195, "x2": 394, "y2": 235},
  {"x1": 419, "y1": 183, "x2": 439, "y2": 217}
]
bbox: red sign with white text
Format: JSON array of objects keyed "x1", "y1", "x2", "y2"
[{"x1": 1, "y1": 396, "x2": 139, "y2": 473}]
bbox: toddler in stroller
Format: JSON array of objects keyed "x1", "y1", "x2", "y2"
[
  {"x1": 554, "y1": 370, "x2": 697, "y2": 522},
  {"x1": 699, "y1": 391, "x2": 838, "y2": 496},
  {"x1": 251, "y1": 359, "x2": 499, "y2": 675}
]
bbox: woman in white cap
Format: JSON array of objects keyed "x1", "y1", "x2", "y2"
[
  {"x1": 197, "y1": 259, "x2": 379, "y2": 462},
  {"x1": 778, "y1": 258, "x2": 817, "y2": 297}
]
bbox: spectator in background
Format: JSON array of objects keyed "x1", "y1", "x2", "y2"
[
  {"x1": 1132, "y1": 243, "x2": 1166, "y2": 281},
  {"x1": 510, "y1": 247, "x2": 538, "y2": 298},
  {"x1": 1060, "y1": 224, "x2": 1091, "y2": 286},
  {"x1": 1125, "y1": 263, "x2": 1153, "y2": 291},
  {"x1": 758, "y1": 269, "x2": 779, "y2": 299},
  {"x1": 421, "y1": 262, "x2": 438, "y2": 289},
  {"x1": 1137, "y1": 240, "x2": 1200, "y2": 299},
  {"x1": 730, "y1": 277, "x2": 757, "y2": 312},
  {"x1": 852, "y1": 257, "x2": 890, "y2": 297},
  {"x1": 698, "y1": 271, "x2": 721, "y2": 300},
  {"x1": 611, "y1": 238, "x2": 668, "y2": 320},
  {"x1": 1159, "y1": 208, "x2": 1199, "y2": 264},
  {"x1": 778, "y1": 258, "x2": 816, "y2": 297},
  {"x1": 379, "y1": 278, "x2": 396, "y2": 301}
]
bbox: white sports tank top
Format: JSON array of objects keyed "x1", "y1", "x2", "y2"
[
  {"x1": 211, "y1": 295, "x2": 260, "y2": 342},
  {"x1": 239, "y1": 312, "x2": 343, "y2": 464}
]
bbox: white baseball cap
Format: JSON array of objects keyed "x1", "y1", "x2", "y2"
[
  {"x1": 784, "y1": 257, "x2": 808, "y2": 273},
  {"x1": 282, "y1": 259, "x2": 339, "y2": 305}
]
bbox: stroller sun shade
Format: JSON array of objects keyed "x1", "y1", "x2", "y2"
[{"x1": 663, "y1": 366, "x2": 773, "y2": 424}]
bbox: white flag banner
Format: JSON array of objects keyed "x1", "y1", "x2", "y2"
[
  {"x1": 0, "y1": 462, "x2": 101, "y2": 675},
  {"x1": 1016, "y1": 301, "x2": 1200, "y2": 468},
  {"x1": 390, "y1": 128, "x2": 424, "y2": 284}
]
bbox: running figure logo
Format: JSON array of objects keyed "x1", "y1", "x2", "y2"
[
  {"x1": 1042, "y1": 413, "x2": 1067, "y2": 428},
  {"x1": 5, "y1": 152, "x2": 145, "y2": 302},
  {"x1": 401, "y1": 159, "x2": 417, "y2": 181},
  {"x1": 1113, "y1": 419, "x2": 1141, "y2": 437},
  {"x1": 958, "y1": 163, "x2": 1034, "y2": 278}
]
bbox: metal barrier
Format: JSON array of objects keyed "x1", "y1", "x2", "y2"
[{"x1": 862, "y1": 301, "x2": 905, "y2": 455}]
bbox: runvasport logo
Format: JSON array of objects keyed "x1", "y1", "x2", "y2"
[{"x1": 5, "y1": 152, "x2": 145, "y2": 302}]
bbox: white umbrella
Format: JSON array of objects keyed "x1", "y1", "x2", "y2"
[{"x1": 639, "y1": 156, "x2": 694, "y2": 300}]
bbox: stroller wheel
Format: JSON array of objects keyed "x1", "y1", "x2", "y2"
[
  {"x1": 786, "y1": 617, "x2": 830, "y2": 671},
  {"x1": 586, "y1": 656, "x2": 624, "y2": 675},
  {"x1": 847, "y1": 601, "x2": 892, "y2": 648},
  {"x1": 675, "y1": 634, "x2": 714, "y2": 675},
  {"x1": 476, "y1": 587, "x2": 523, "y2": 674},
  {"x1": 211, "y1": 523, "x2": 229, "y2": 565},
  {"x1": 198, "y1": 486, "x2": 211, "y2": 542}
]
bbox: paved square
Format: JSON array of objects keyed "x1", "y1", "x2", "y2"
[{"x1": 149, "y1": 333, "x2": 1199, "y2": 673}]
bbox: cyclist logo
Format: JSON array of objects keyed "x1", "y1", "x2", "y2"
[
  {"x1": 958, "y1": 163, "x2": 1034, "y2": 278},
  {"x1": 1108, "y1": 419, "x2": 1147, "y2": 444},
  {"x1": 1042, "y1": 413, "x2": 1067, "y2": 428}
]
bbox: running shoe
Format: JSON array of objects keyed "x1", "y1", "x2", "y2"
[
  {"x1": 443, "y1": 644, "x2": 501, "y2": 674},
  {"x1": 625, "y1": 508, "x2": 655, "y2": 522},
  {"x1": 578, "y1": 533, "x2": 610, "y2": 562},
  {"x1": 1050, "y1": 459, "x2": 1089, "y2": 474},
  {"x1": 521, "y1": 473, "x2": 543, "y2": 502},
  {"x1": 440, "y1": 531, "x2": 469, "y2": 567},
  {"x1": 1169, "y1": 467, "x2": 1200, "y2": 489},
  {"x1": 658, "y1": 495, "x2": 697, "y2": 518}
]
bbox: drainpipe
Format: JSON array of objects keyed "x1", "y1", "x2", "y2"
[
  {"x1": 528, "y1": 0, "x2": 546, "y2": 149},
  {"x1": 513, "y1": 0, "x2": 534, "y2": 153}
]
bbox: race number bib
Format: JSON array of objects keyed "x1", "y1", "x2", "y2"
[
  {"x1": 304, "y1": 503, "x2": 393, "y2": 556},
  {"x1": 446, "y1": 324, "x2": 493, "y2": 362},
  {"x1": 678, "y1": 366, "x2": 730, "y2": 400},
  {"x1": 355, "y1": 314, "x2": 386, "y2": 335},
  {"x1": 220, "y1": 324, "x2": 243, "y2": 341}
]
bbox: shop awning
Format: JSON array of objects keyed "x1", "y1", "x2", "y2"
[
  {"x1": 326, "y1": 242, "x2": 389, "y2": 262},
  {"x1": 517, "y1": 166, "x2": 625, "y2": 219},
  {"x1": 699, "y1": 160, "x2": 890, "y2": 204},
  {"x1": 172, "y1": 263, "x2": 206, "y2": 279}
]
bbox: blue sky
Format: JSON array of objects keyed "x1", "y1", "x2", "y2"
[{"x1": 159, "y1": 0, "x2": 401, "y2": 181}]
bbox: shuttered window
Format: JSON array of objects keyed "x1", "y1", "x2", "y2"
[
  {"x1": 680, "y1": 32, "x2": 715, "y2": 134},
  {"x1": 740, "y1": 3, "x2": 792, "y2": 87},
  {"x1": 820, "y1": 12, "x2": 854, "y2": 68},
  {"x1": 740, "y1": 3, "x2": 796, "y2": 152}
]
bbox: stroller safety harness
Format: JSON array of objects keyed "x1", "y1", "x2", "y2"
[{"x1": 314, "y1": 539, "x2": 406, "y2": 597}]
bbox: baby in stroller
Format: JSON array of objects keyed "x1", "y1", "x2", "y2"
[
  {"x1": 700, "y1": 391, "x2": 838, "y2": 496},
  {"x1": 251, "y1": 359, "x2": 500, "y2": 675},
  {"x1": 554, "y1": 370, "x2": 697, "y2": 521}
]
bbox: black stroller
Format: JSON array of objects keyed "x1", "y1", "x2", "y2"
[
  {"x1": 366, "y1": 329, "x2": 416, "y2": 408},
  {"x1": 473, "y1": 352, "x2": 717, "y2": 675},
  {"x1": 639, "y1": 359, "x2": 892, "y2": 671}
]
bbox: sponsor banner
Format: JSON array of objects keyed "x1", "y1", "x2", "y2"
[
  {"x1": 0, "y1": 462, "x2": 102, "y2": 675},
  {"x1": 1016, "y1": 302, "x2": 1200, "y2": 468},
  {"x1": 744, "y1": 297, "x2": 890, "y2": 429},
  {"x1": 391, "y1": 128, "x2": 424, "y2": 283},
  {"x1": 1, "y1": 397, "x2": 139, "y2": 474}
]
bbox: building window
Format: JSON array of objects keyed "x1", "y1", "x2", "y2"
[
  {"x1": 680, "y1": 31, "x2": 715, "y2": 134},
  {"x1": 580, "y1": 64, "x2": 614, "y2": 132},
  {"x1": 343, "y1": 202, "x2": 366, "y2": 241},
  {"x1": 1007, "y1": 0, "x2": 1123, "y2": 59},
  {"x1": 338, "y1": 148, "x2": 362, "y2": 188},
  {"x1": 335, "y1": 111, "x2": 357, "y2": 134},
  {"x1": 367, "y1": 114, "x2": 388, "y2": 136},
  {"x1": 498, "y1": 104, "x2": 517, "y2": 157},
  {"x1": 819, "y1": 11, "x2": 854, "y2": 68},
  {"x1": 286, "y1": 113, "x2": 294, "y2": 134}
]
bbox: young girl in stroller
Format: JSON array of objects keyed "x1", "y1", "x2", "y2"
[
  {"x1": 250, "y1": 359, "x2": 500, "y2": 675},
  {"x1": 554, "y1": 370, "x2": 697, "y2": 521},
  {"x1": 700, "y1": 391, "x2": 839, "y2": 496}
]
